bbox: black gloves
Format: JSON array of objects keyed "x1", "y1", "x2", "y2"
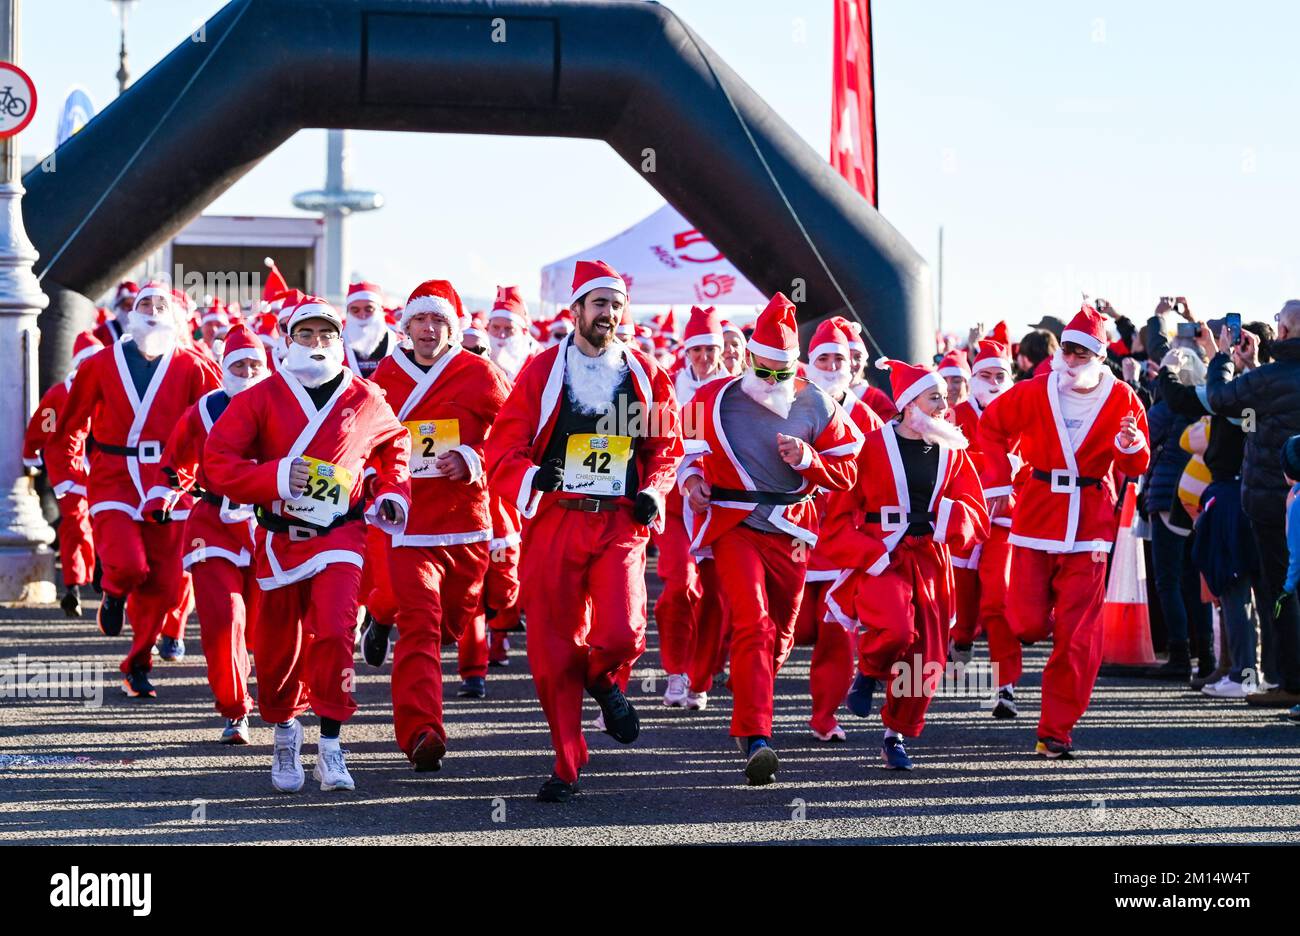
[
  {"x1": 532, "y1": 458, "x2": 565, "y2": 493},
  {"x1": 150, "y1": 508, "x2": 172, "y2": 524},
  {"x1": 633, "y1": 492, "x2": 659, "y2": 526}
]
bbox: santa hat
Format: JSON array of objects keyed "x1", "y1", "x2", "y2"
[
  {"x1": 937, "y1": 348, "x2": 971, "y2": 379},
  {"x1": 875, "y1": 357, "x2": 943, "y2": 411},
  {"x1": 746, "y1": 293, "x2": 801, "y2": 364},
  {"x1": 807, "y1": 317, "x2": 853, "y2": 361},
  {"x1": 70, "y1": 331, "x2": 104, "y2": 370},
  {"x1": 970, "y1": 338, "x2": 1012, "y2": 376},
  {"x1": 113, "y1": 281, "x2": 139, "y2": 306},
  {"x1": 286, "y1": 295, "x2": 344, "y2": 333},
  {"x1": 682, "y1": 305, "x2": 722, "y2": 350},
  {"x1": 721, "y1": 319, "x2": 744, "y2": 339},
  {"x1": 402, "y1": 279, "x2": 463, "y2": 340},
  {"x1": 490, "y1": 285, "x2": 530, "y2": 328},
  {"x1": 615, "y1": 301, "x2": 636, "y2": 339},
  {"x1": 131, "y1": 282, "x2": 172, "y2": 312},
  {"x1": 987, "y1": 321, "x2": 1010, "y2": 347},
  {"x1": 252, "y1": 310, "x2": 279, "y2": 337},
  {"x1": 831, "y1": 315, "x2": 867, "y2": 353},
  {"x1": 659, "y1": 308, "x2": 678, "y2": 340},
  {"x1": 262, "y1": 257, "x2": 288, "y2": 305},
  {"x1": 1060, "y1": 305, "x2": 1108, "y2": 355},
  {"x1": 464, "y1": 312, "x2": 488, "y2": 341},
  {"x1": 221, "y1": 323, "x2": 266, "y2": 373},
  {"x1": 570, "y1": 259, "x2": 627, "y2": 306},
  {"x1": 274, "y1": 289, "x2": 307, "y2": 324},
  {"x1": 200, "y1": 299, "x2": 230, "y2": 328},
  {"x1": 550, "y1": 310, "x2": 574, "y2": 336},
  {"x1": 346, "y1": 281, "x2": 384, "y2": 309}
]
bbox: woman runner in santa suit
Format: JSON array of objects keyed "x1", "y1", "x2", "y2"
[
  {"x1": 795, "y1": 317, "x2": 884, "y2": 742},
  {"x1": 486, "y1": 260, "x2": 682, "y2": 803},
  {"x1": 679, "y1": 293, "x2": 861, "y2": 785},
  {"x1": 143, "y1": 324, "x2": 269, "y2": 744},
  {"x1": 819, "y1": 358, "x2": 989, "y2": 769},
  {"x1": 205, "y1": 297, "x2": 411, "y2": 793},
  {"x1": 366, "y1": 279, "x2": 512, "y2": 772},
  {"x1": 977, "y1": 305, "x2": 1149, "y2": 757}
]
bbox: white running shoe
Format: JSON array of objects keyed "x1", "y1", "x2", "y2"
[
  {"x1": 685, "y1": 690, "x2": 708, "y2": 711},
  {"x1": 313, "y1": 742, "x2": 355, "y2": 792},
  {"x1": 811, "y1": 723, "x2": 847, "y2": 742},
  {"x1": 271, "y1": 719, "x2": 305, "y2": 793},
  {"x1": 662, "y1": 673, "x2": 690, "y2": 707},
  {"x1": 1202, "y1": 676, "x2": 1249, "y2": 699}
]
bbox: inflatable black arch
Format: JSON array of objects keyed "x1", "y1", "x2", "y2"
[{"x1": 23, "y1": 0, "x2": 930, "y2": 387}]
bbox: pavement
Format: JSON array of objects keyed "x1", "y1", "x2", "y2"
[{"x1": 2, "y1": 580, "x2": 1299, "y2": 845}]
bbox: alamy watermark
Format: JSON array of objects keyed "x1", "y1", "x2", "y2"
[{"x1": 0, "y1": 655, "x2": 104, "y2": 709}]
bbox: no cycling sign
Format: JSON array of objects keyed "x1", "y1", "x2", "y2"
[{"x1": 0, "y1": 62, "x2": 35, "y2": 138}]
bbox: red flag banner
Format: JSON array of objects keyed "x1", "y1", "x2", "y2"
[{"x1": 830, "y1": 0, "x2": 878, "y2": 207}]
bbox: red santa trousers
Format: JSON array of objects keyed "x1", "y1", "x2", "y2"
[
  {"x1": 794, "y1": 580, "x2": 854, "y2": 735},
  {"x1": 485, "y1": 543, "x2": 522, "y2": 634},
  {"x1": 976, "y1": 528, "x2": 1019, "y2": 685},
  {"x1": 362, "y1": 525, "x2": 399, "y2": 627},
  {"x1": 519, "y1": 505, "x2": 648, "y2": 784},
  {"x1": 161, "y1": 573, "x2": 193, "y2": 641},
  {"x1": 190, "y1": 557, "x2": 258, "y2": 720},
  {"x1": 854, "y1": 535, "x2": 951, "y2": 738},
  {"x1": 653, "y1": 517, "x2": 701, "y2": 676},
  {"x1": 57, "y1": 493, "x2": 94, "y2": 587},
  {"x1": 951, "y1": 566, "x2": 981, "y2": 646},
  {"x1": 254, "y1": 561, "x2": 363, "y2": 725},
  {"x1": 1007, "y1": 547, "x2": 1107, "y2": 745},
  {"x1": 712, "y1": 524, "x2": 806, "y2": 739},
  {"x1": 388, "y1": 541, "x2": 489, "y2": 756},
  {"x1": 91, "y1": 511, "x2": 184, "y2": 675},
  {"x1": 685, "y1": 558, "x2": 727, "y2": 693}
]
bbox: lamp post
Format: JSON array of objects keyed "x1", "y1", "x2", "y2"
[{"x1": 0, "y1": 0, "x2": 55, "y2": 602}]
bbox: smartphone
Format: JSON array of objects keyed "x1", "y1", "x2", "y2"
[
  {"x1": 1176, "y1": 322, "x2": 1199, "y2": 339},
  {"x1": 1225, "y1": 312, "x2": 1242, "y2": 345}
]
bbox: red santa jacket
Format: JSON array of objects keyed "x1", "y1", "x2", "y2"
[
  {"x1": 142, "y1": 390, "x2": 255, "y2": 571},
  {"x1": 950, "y1": 396, "x2": 1026, "y2": 568},
  {"x1": 978, "y1": 370, "x2": 1150, "y2": 554},
  {"x1": 677, "y1": 376, "x2": 862, "y2": 553},
  {"x1": 806, "y1": 390, "x2": 885, "y2": 582},
  {"x1": 46, "y1": 342, "x2": 220, "y2": 519},
  {"x1": 371, "y1": 344, "x2": 511, "y2": 547},
  {"x1": 818, "y1": 420, "x2": 989, "y2": 629},
  {"x1": 204, "y1": 366, "x2": 411, "y2": 589},
  {"x1": 24, "y1": 379, "x2": 75, "y2": 473},
  {"x1": 485, "y1": 335, "x2": 682, "y2": 535},
  {"x1": 92, "y1": 317, "x2": 126, "y2": 347}
]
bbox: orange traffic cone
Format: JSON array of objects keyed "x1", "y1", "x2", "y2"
[{"x1": 1101, "y1": 484, "x2": 1156, "y2": 667}]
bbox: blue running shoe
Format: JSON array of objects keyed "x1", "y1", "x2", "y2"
[
  {"x1": 744, "y1": 737, "x2": 779, "y2": 786},
  {"x1": 847, "y1": 672, "x2": 877, "y2": 718},
  {"x1": 457, "y1": 676, "x2": 487, "y2": 699},
  {"x1": 881, "y1": 736, "x2": 913, "y2": 770},
  {"x1": 158, "y1": 635, "x2": 185, "y2": 662}
]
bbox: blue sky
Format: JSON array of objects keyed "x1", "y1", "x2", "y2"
[{"x1": 18, "y1": 0, "x2": 1300, "y2": 338}]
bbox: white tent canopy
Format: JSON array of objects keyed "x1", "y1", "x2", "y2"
[{"x1": 540, "y1": 204, "x2": 766, "y2": 309}]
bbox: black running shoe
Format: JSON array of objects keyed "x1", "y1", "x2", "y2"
[
  {"x1": 121, "y1": 665, "x2": 156, "y2": 699},
  {"x1": 60, "y1": 586, "x2": 83, "y2": 619},
  {"x1": 537, "y1": 774, "x2": 580, "y2": 803},
  {"x1": 457, "y1": 676, "x2": 486, "y2": 699},
  {"x1": 98, "y1": 594, "x2": 125, "y2": 637},
  {"x1": 590, "y1": 683, "x2": 640, "y2": 744},
  {"x1": 410, "y1": 730, "x2": 446, "y2": 773},
  {"x1": 991, "y1": 687, "x2": 1018, "y2": 719},
  {"x1": 1034, "y1": 737, "x2": 1074, "y2": 759},
  {"x1": 360, "y1": 613, "x2": 392, "y2": 668},
  {"x1": 743, "y1": 737, "x2": 779, "y2": 786}
]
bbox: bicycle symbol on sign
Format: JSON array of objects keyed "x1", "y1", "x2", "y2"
[{"x1": 0, "y1": 86, "x2": 28, "y2": 119}]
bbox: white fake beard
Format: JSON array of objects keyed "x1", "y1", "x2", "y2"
[
  {"x1": 740, "y1": 369, "x2": 797, "y2": 419},
  {"x1": 565, "y1": 343, "x2": 626, "y2": 416},
  {"x1": 490, "y1": 333, "x2": 532, "y2": 379},
  {"x1": 971, "y1": 372, "x2": 1010, "y2": 409},
  {"x1": 284, "y1": 341, "x2": 343, "y2": 388},
  {"x1": 127, "y1": 312, "x2": 177, "y2": 357},
  {"x1": 806, "y1": 361, "x2": 852, "y2": 399},
  {"x1": 223, "y1": 370, "x2": 265, "y2": 396},
  {"x1": 273, "y1": 337, "x2": 290, "y2": 365},
  {"x1": 902, "y1": 405, "x2": 969, "y2": 449},
  {"x1": 1050, "y1": 348, "x2": 1105, "y2": 392},
  {"x1": 345, "y1": 316, "x2": 387, "y2": 358}
]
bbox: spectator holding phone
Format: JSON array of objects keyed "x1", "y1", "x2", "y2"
[{"x1": 1206, "y1": 301, "x2": 1300, "y2": 708}]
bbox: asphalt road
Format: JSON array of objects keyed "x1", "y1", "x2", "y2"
[{"x1": 2, "y1": 575, "x2": 1298, "y2": 845}]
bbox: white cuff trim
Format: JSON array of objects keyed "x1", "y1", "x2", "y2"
[
  {"x1": 366, "y1": 492, "x2": 409, "y2": 535},
  {"x1": 22, "y1": 456, "x2": 41, "y2": 469},
  {"x1": 518, "y1": 466, "x2": 543, "y2": 519},
  {"x1": 452, "y1": 444, "x2": 485, "y2": 484},
  {"x1": 933, "y1": 496, "x2": 955, "y2": 544},
  {"x1": 792, "y1": 441, "x2": 814, "y2": 471},
  {"x1": 1115, "y1": 432, "x2": 1146, "y2": 455},
  {"x1": 277, "y1": 456, "x2": 298, "y2": 502},
  {"x1": 982, "y1": 485, "x2": 1013, "y2": 498}
]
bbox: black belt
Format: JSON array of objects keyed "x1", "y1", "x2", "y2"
[
  {"x1": 91, "y1": 436, "x2": 162, "y2": 462},
  {"x1": 192, "y1": 486, "x2": 224, "y2": 508},
  {"x1": 1031, "y1": 468, "x2": 1103, "y2": 490},
  {"x1": 866, "y1": 510, "x2": 936, "y2": 524},
  {"x1": 558, "y1": 497, "x2": 626, "y2": 513},
  {"x1": 254, "y1": 501, "x2": 365, "y2": 537},
  {"x1": 709, "y1": 487, "x2": 812, "y2": 506}
]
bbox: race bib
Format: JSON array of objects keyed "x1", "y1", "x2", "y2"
[
  {"x1": 563, "y1": 433, "x2": 632, "y2": 497},
  {"x1": 405, "y1": 419, "x2": 460, "y2": 478},
  {"x1": 283, "y1": 457, "x2": 354, "y2": 528}
]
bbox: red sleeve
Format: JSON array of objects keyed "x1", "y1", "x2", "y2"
[
  {"x1": 1112, "y1": 388, "x2": 1151, "y2": 478},
  {"x1": 933, "y1": 448, "x2": 990, "y2": 552},
  {"x1": 22, "y1": 385, "x2": 62, "y2": 467},
  {"x1": 203, "y1": 388, "x2": 285, "y2": 506},
  {"x1": 486, "y1": 358, "x2": 550, "y2": 520},
  {"x1": 46, "y1": 358, "x2": 98, "y2": 496},
  {"x1": 815, "y1": 447, "x2": 881, "y2": 568},
  {"x1": 976, "y1": 380, "x2": 1028, "y2": 498},
  {"x1": 791, "y1": 387, "x2": 862, "y2": 493},
  {"x1": 364, "y1": 392, "x2": 412, "y2": 509},
  {"x1": 638, "y1": 360, "x2": 684, "y2": 501}
]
